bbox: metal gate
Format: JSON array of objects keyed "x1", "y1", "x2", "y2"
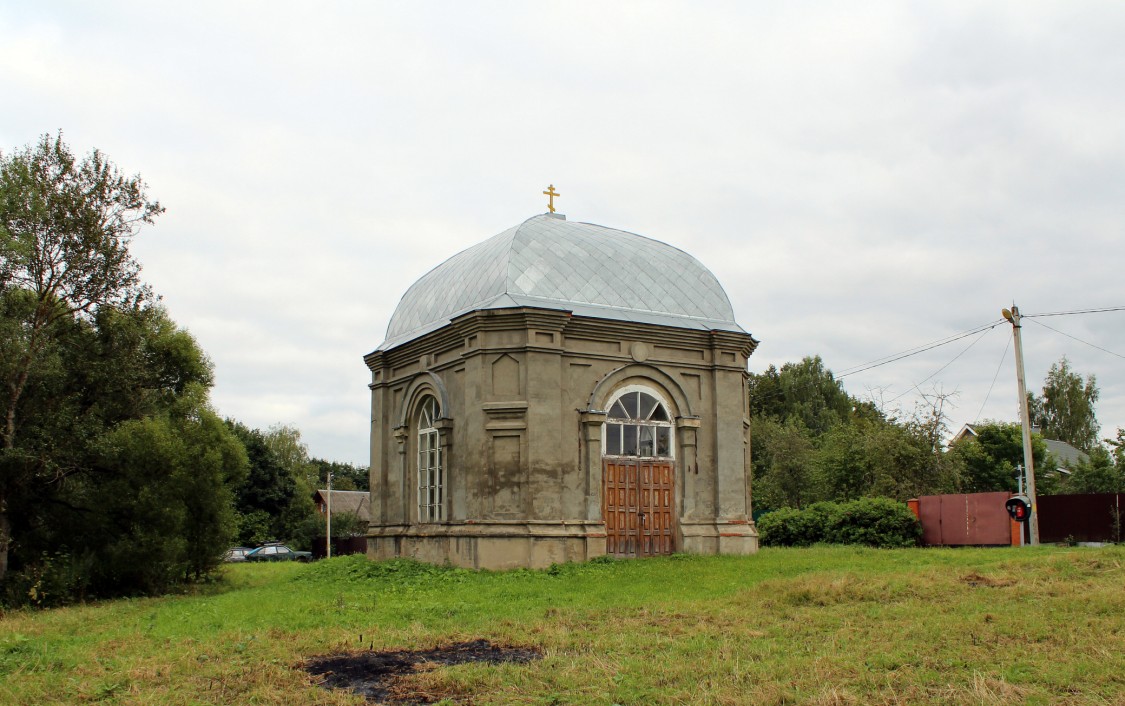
[{"x1": 916, "y1": 492, "x2": 1015, "y2": 546}]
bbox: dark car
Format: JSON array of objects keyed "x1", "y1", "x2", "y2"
[
  {"x1": 245, "y1": 543, "x2": 312, "y2": 562},
  {"x1": 224, "y1": 546, "x2": 253, "y2": 562}
]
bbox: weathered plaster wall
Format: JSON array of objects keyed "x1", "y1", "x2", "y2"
[{"x1": 364, "y1": 306, "x2": 758, "y2": 569}]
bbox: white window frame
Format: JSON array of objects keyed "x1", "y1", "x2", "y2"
[
  {"x1": 602, "y1": 385, "x2": 675, "y2": 460},
  {"x1": 416, "y1": 396, "x2": 444, "y2": 522}
]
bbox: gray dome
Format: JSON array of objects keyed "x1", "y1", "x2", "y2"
[{"x1": 380, "y1": 214, "x2": 744, "y2": 350}]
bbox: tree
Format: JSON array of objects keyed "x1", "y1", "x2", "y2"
[
  {"x1": 264, "y1": 424, "x2": 317, "y2": 546},
  {"x1": 751, "y1": 417, "x2": 818, "y2": 511},
  {"x1": 750, "y1": 355, "x2": 962, "y2": 510},
  {"x1": 948, "y1": 422, "x2": 1048, "y2": 493},
  {"x1": 1063, "y1": 446, "x2": 1124, "y2": 494},
  {"x1": 748, "y1": 355, "x2": 853, "y2": 435},
  {"x1": 310, "y1": 458, "x2": 369, "y2": 491},
  {"x1": 1109, "y1": 429, "x2": 1125, "y2": 471},
  {"x1": 0, "y1": 133, "x2": 162, "y2": 582},
  {"x1": 1, "y1": 302, "x2": 244, "y2": 604},
  {"x1": 91, "y1": 389, "x2": 246, "y2": 593},
  {"x1": 227, "y1": 422, "x2": 298, "y2": 546},
  {"x1": 1028, "y1": 356, "x2": 1100, "y2": 452},
  {"x1": 226, "y1": 422, "x2": 337, "y2": 549}
]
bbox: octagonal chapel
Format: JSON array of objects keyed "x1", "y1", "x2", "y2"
[{"x1": 364, "y1": 211, "x2": 759, "y2": 569}]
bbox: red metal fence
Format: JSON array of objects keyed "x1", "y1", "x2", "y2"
[
  {"x1": 1037, "y1": 493, "x2": 1123, "y2": 544},
  {"x1": 915, "y1": 492, "x2": 1015, "y2": 546},
  {"x1": 912, "y1": 492, "x2": 1124, "y2": 546}
]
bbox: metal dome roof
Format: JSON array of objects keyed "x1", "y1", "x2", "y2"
[{"x1": 379, "y1": 213, "x2": 744, "y2": 350}]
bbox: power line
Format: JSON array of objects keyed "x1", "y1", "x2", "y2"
[
  {"x1": 974, "y1": 330, "x2": 1012, "y2": 424},
  {"x1": 1023, "y1": 305, "x2": 1125, "y2": 318},
  {"x1": 1027, "y1": 318, "x2": 1125, "y2": 360},
  {"x1": 836, "y1": 320, "x2": 1005, "y2": 379},
  {"x1": 753, "y1": 304, "x2": 1122, "y2": 415},
  {"x1": 887, "y1": 326, "x2": 995, "y2": 404}
]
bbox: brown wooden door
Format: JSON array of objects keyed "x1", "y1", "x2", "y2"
[{"x1": 604, "y1": 459, "x2": 674, "y2": 557}]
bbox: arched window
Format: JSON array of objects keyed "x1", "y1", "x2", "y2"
[
  {"x1": 604, "y1": 389, "x2": 674, "y2": 459},
  {"x1": 416, "y1": 396, "x2": 443, "y2": 522}
]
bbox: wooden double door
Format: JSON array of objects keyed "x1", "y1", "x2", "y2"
[{"x1": 603, "y1": 459, "x2": 675, "y2": 557}]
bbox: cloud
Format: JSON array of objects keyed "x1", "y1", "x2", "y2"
[{"x1": 3, "y1": 2, "x2": 1124, "y2": 462}]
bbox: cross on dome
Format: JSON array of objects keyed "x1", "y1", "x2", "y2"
[{"x1": 542, "y1": 184, "x2": 560, "y2": 213}]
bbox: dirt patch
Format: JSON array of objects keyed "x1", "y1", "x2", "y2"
[
  {"x1": 303, "y1": 639, "x2": 541, "y2": 705},
  {"x1": 961, "y1": 572, "x2": 1015, "y2": 588}
]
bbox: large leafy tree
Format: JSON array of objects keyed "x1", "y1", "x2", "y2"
[
  {"x1": 226, "y1": 422, "x2": 298, "y2": 546},
  {"x1": 751, "y1": 417, "x2": 818, "y2": 511},
  {"x1": 1, "y1": 134, "x2": 247, "y2": 604},
  {"x1": 2, "y1": 302, "x2": 246, "y2": 603},
  {"x1": 748, "y1": 355, "x2": 853, "y2": 434},
  {"x1": 0, "y1": 133, "x2": 162, "y2": 582},
  {"x1": 749, "y1": 355, "x2": 961, "y2": 513},
  {"x1": 949, "y1": 422, "x2": 1049, "y2": 493},
  {"x1": 1064, "y1": 446, "x2": 1124, "y2": 494},
  {"x1": 1028, "y1": 356, "x2": 1100, "y2": 452},
  {"x1": 226, "y1": 422, "x2": 330, "y2": 549},
  {"x1": 90, "y1": 387, "x2": 246, "y2": 593}
]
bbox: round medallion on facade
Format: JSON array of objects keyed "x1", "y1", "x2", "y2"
[{"x1": 629, "y1": 342, "x2": 650, "y2": 362}]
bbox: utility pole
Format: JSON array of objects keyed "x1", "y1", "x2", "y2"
[
  {"x1": 1002, "y1": 305, "x2": 1039, "y2": 545},
  {"x1": 326, "y1": 472, "x2": 333, "y2": 559}
]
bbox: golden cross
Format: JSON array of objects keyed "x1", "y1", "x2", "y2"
[{"x1": 543, "y1": 184, "x2": 560, "y2": 213}]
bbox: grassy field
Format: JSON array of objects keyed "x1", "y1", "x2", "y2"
[{"x1": 2, "y1": 545, "x2": 1124, "y2": 705}]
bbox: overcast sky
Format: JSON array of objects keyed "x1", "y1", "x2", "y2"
[{"x1": 3, "y1": 2, "x2": 1123, "y2": 465}]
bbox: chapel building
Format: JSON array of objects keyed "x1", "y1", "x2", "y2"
[{"x1": 364, "y1": 211, "x2": 759, "y2": 569}]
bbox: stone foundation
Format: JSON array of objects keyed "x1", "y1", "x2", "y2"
[
  {"x1": 368, "y1": 521, "x2": 607, "y2": 570},
  {"x1": 369, "y1": 518, "x2": 757, "y2": 569},
  {"x1": 679, "y1": 519, "x2": 760, "y2": 556}
]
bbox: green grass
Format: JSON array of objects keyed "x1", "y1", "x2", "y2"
[{"x1": 2, "y1": 545, "x2": 1124, "y2": 704}]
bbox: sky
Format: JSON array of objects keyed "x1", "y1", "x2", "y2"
[{"x1": 2, "y1": 2, "x2": 1123, "y2": 465}]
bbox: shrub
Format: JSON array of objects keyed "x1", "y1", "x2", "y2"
[
  {"x1": 758, "y1": 497, "x2": 920, "y2": 548},
  {"x1": 827, "y1": 497, "x2": 921, "y2": 548},
  {"x1": 756, "y1": 507, "x2": 805, "y2": 547}
]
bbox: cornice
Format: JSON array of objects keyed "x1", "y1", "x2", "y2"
[{"x1": 367, "y1": 306, "x2": 758, "y2": 380}]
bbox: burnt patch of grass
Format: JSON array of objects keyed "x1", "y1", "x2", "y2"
[{"x1": 303, "y1": 639, "x2": 540, "y2": 704}]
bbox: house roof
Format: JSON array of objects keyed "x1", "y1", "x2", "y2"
[
  {"x1": 952, "y1": 423, "x2": 1089, "y2": 470},
  {"x1": 952, "y1": 423, "x2": 978, "y2": 444},
  {"x1": 378, "y1": 213, "x2": 746, "y2": 350},
  {"x1": 313, "y1": 490, "x2": 371, "y2": 522},
  {"x1": 1042, "y1": 438, "x2": 1088, "y2": 470}
]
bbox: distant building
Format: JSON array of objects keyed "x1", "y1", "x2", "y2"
[
  {"x1": 952, "y1": 423, "x2": 1088, "y2": 473},
  {"x1": 1040, "y1": 438, "x2": 1087, "y2": 474},
  {"x1": 313, "y1": 489, "x2": 372, "y2": 523},
  {"x1": 363, "y1": 212, "x2": 759, "y2": 569}
]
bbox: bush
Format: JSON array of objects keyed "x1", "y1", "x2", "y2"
[
  {"x1": 827, "y1": 497, "x2": 921, "y2": 548},
  {"x1": 756, "y1": 507, "x2": 806, "y2": 547},
  {"x1": 3, "y1": 551, "x2": 95, "y2": 608},
  {"x1": 758, "y1": 497, "x2": 920, "y2": 548}
]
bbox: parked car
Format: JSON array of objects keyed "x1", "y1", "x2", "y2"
[
  {"x1": 224, "y1": 546, "x2": 253, "y2": 562},
  {"x1": 245, "y1": 543, "x2": 313, "y2": 562}
]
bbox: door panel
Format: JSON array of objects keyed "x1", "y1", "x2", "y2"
[{"x1": 603, "y1": 459, "x2": 675, "y2": 558}]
